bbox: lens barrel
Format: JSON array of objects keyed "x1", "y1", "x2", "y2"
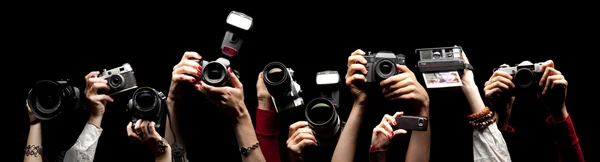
[{"x1": 305, "y1": 98, "x2": 341, "y2": 139}]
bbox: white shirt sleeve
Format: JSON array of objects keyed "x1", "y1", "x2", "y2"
[
  {"x1": 473, "y1": 122, "x2": 512, "y2": 162},
  {"x1": 63, "y1": 123, "x2": 103, "y2": 162}
]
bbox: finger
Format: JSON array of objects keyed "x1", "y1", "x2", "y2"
[
  {"x1": 148, "y1": 122, "x2": 160, "y2": 138},
  {"x1": 382, "y1": 75, "x2": 412, "y2": 94},
  {"x1": 140, "y1": 120, "x2": 150, "y2": 139},
  {"x1": 393, "y1": 129, "x2": 408, "y2": 136},
  {"x1": 295, "y1": 139, "x2": 318, "y2": 150},
  {"x1": 392, "y1": 111, "x2": 404, "y2": 118},
  {"x1": 384, "y1": 85, "x2": 416, "y2": 100},
  {"x1": 89, "y1": 94, "x2": 114, "y2": 103},
  {"x1": 395, "y1": 64, "x2": 413, "y2": 74},
  {"x1": 489, "y1": 70, "x2": 513, "y2": 83},
  {"x1": 380, "y1": 73, "x2": 410, "y2": 87},
  {"x1": 539, "y1": 67, "x2": 561, "y2": 87},
  {"x1": 200, "y1": 81, "x2": 228, "y2": 95},
  {"x1": 351, "y1": 49, "x2": 366, "y2": 56},
  {"x1": 542, "y1": 75, "x2": 565, "y2": 95},
  {"x1": 290, "y1": 128, "x2": 314, "y2": 143},
  {"x1": 461, "y1": 50, "x2": 470, "y2": 64},
  {"x1": 551, "y1": 79, "x2": 568, "y2": 90},
  {"x1": 539, "y1": 60, "x2": 555, "y2": 72},
  {"x1": 92, "y1": 82, "x2": 111, "y2": 92},
  {"x1": 172, "y1": 74, "x2": 197, "y2": 84},
  {"x1": 85, "y1": 71, "x2": 100, "y2": 80},
  {"x1": 379, "y1": 118, "x2": 394, "y2": 134},
  {"x1": 491, "y1": 75, "x2": 515, "y2": 89},
  {"x1": 484, "y1": 88, "x2": 506, "y2": 99},
  {"x1": 383, "y1": 114, "x2": 396, "y2": 126},
  {"x1": 486, "y1": 82, "x2": 511, "y2": 94},
  {"x1": 347, "y1": 64, "x2": 368, "y2": 75},
  {"x1": 134, "y1": 119, "x2": 143, "y2": 134},
  {"x1": 345, "y1": 74, "x2": 367, "y2": 86},
  {"x1": 88, "y1": 78, "x2": 107, "y2": 84},
  {"x1": 294, "y1": 132, "x2": 317, "y2": 145},
  {"x1": 173, "y1": 65, "x2": 200, "y2": 77},
  {"x1": 228, "y1": 67, "x2": 243, "y2": 89},
  {"x1": 289, "y1": 121, "x2": 310, "y2": 137},
  {"x1": 126, "y1": 122, "x2": 139, "y2": 138},
  {"x1": 257, "y1": 72, "x2": 264, "y2": 85},
  {"x1": 373, "y1": 127, "x2": 392, "y2": 139},
  {"x1": 182, "y1": 51, "x2": 202, "y2": 62},
  {"x1": 173, "y1": 59, "x2": 202, "y2": 71},
  {"x1": 347, "y1": 55, "x2": 368, "y2": 67}
]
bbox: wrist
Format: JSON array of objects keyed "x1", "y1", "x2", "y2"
[
  {"x1": 549, "y1": 105, "x2": 569, "y2": 123},
  {"x1": 88, "y1": 114, "x2": 103, "y2": 128},
  {"x1": 257, "y1": 98, "x2": 274, "y2": 111},
  {"x1": 418, "y1": 106, "x2": 430, "y2": 117}
]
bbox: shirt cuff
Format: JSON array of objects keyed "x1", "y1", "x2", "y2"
[
  {"x1": 502, "y1": 125, "x2": 515, "y2": 133},
  {"x1": 255, "y1": 107, "x2": 278, "y2": 136},
  {"x1": 546, "y1": 115, "x2": 579, "y2": 147}
]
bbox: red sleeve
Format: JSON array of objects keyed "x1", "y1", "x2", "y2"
[
  {"x1": 256, "y1": 107, "x2": 281, "y2": 162},
  {"x1": 546, "y1": 115, "x2": 585, "y2": 162}
]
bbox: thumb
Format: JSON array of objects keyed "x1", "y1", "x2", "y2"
[
  {"x1": 544, "y1": 60, "x2": 555, "y2": 68},
  {"x1": 228, "y1": 67, "x2": 243, "y2": 89},
  {"x1": 396, "y1": 64, "x2": 412, "y2": 73}
]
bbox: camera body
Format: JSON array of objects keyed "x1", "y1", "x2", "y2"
[
  {"x1": 362, "y1": 51, "x2": 406, "y2": 83},
  {"x1": 495, "y1": 61, "x2": 544, "y2": 93},
  {"x1": 127, "y1": 87, "x2": 166, "y2": 129},
  {"x1": 194, "y1": 58, "x2": 240, "y2": 87},
  {"x1": 416, "y1": 46, "x2": 468, "y2": 74},
  {"x1": 27, "y1": 80, "x2": 83, "y2": 120},
  {"x1": 306, "y1": 71, "x2": 344, "y2": 142},
  {"x1": 263, "y1": 62, "x2": 304, "y2": 113},
  {"x1": 97, "y1": 63, "x2": 138, "y2": 96}
]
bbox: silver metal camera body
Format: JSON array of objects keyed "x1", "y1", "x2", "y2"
[
  {"x1": 263, "y1": 62, "x2": 304, "y2": 113},
  {"x1": 495, "y1": 61, "x2": 544, "y2": 92},
  {"x1": 98, "y1": 63, "x2": 138, "y2": 96}
]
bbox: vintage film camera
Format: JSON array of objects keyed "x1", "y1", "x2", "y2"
[
  {"x1": 127, "y1": 87, "x2": 166, "y2": 129},
  {"x1": 359, "y1": 51, "x2": 406, "y2": 83},
  {"x1": 263, "y1": 62, "x2": 304, "y2": 113},
  {"x1": 306, "y1": 71, "x2": 345, "y2": 142},
  {"x1": 27, "y1": 79, "x2": 83, "y2": 120},
  {"x1": 190, "y1": 11, "x2": 252, "y2": 87},
  {"x1": 97, "y1": 63, "x2": 138, "y2": 96},
  {"x1": 416, "y1": 46, "x2": 472, "y2": 75},
  {"x1": 495, "y1": 61, "x2": 544, "y2": 93}
]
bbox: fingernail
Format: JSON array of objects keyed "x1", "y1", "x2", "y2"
[
  {"x1": 393, "y1": 121, "x2": 397, "y2": 126},
  {"x1": 228, "y1": 67, "x2": 232, "y2": 73},
  {"x1": 386, "y1": 135, "x2": 391, "y2": 139},
  {"x1": 199, "y1": 81, "x2": 203, "y2": 86},
  {"x1": 197, "y1": 71, "x2": 201, "y2": 76},
  {"x1": 191, "y1": 78, "x2": 196, "y2": 83},
  {"x1": 194, "y1": 84, "x2": 199, "y2": 89},
  {"x1": 198, "y1": 66, "x2": 203, "y2": 71}
]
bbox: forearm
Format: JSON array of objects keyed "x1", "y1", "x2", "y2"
[
  {"x1": 331, "y1": 102, "x2": 366, "y2": 162},
  {"x1": 88, "y1": 114, "x2": 103, "y2": 128},
  {"x1": 24, "y1": 123, "x2": 43, "y2": 162},
  {"x1": 405, "y1": 108, "x2": 430, "y2": 162},
  {"x1": 235, "y1": 107, "x2": 267, "y2": 162},
  {"x1": 256, "y1": 99, "x2": 281, "y2": 162},
  {"x1": 462, "y1": 83, "x2": 486, "y2": 113},
  {"x1": 156, "y1": 145, "x2": 172, "y2": 162},
  {"x1": 166, "y1": 98, "x2": 185, "y2": 146},
  {"x1": 496, "y1": 111, "x2": 511, "y2": 132},
  {"x1": 369, "y1": 151, "x2": 386, "y2": 162}
]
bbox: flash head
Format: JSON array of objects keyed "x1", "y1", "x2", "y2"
[
  {"x1": 316, "y1": 71, "x2": 340, "y2": 86},
  {"x1": 226, "y1": 11, "x2": 253, "y2": 31}
]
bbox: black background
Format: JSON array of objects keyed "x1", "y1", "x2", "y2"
[{"x1": 6, "y1": 3, "x2": 589, "y2": 162}]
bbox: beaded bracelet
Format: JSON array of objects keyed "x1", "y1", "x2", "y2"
[
  {"x1": 467, "y1": 107, "x2": 497, "y2": 129},
  {"x1": 240, "y1": 141, "x2": 259, "y2": 156}
]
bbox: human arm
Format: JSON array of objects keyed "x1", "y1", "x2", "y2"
[
  {"x1": 24, "y1": 100, "x2": 43, "y2": 162},
  {"x1": 256, "y1": 71, "x2": 281, "y2": 162},
  {"x1": 461, "y1": 51, "x2": 511, "y2": 162},
  {"x1": 538, "y1": 60, "x2": 584, "y2": 162},
  {"x1": 380, "y1": 65, "x2": 430, "y2": 162},
  {"x1": 331, "y1": 49, "x2": 370, "y2": 162},
  {"x1": 369, "y1": 112, "x2": 407, "y2": 162}
]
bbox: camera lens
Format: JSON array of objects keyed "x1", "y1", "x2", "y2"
[
  {"x1": 305, "y1": 98, "x2": 340, "y2": 139},
  {"x1": 375, "y1": 60, "x2": 396, "y2": 80},
  {"x1": 202, "y1": 62, "x2": 227, "y2": 86},
  {"x1": 418, "y1": 118, "x2": 424, "y2": 127},
  {"x1": 514, "y1": 69, "x2": 535, "y2": 89},
  {"x1": 308, "y1": 103, "x2": 334, "y2": 124},
  {"x1": 135, "y1": 90, "x2": 156, "y2": 111},
  {"x1": 263, "y1": 62, "x2": 291, "y2": 89},
  {"x1": 379, "y1": 62, "x2": 393, "y2": 75},
  {"x1": 432, "y1": 51, "x2": 442, "y2": 59},
  {"x1": 267, "y1": 68, "x2": 284, "y2": 83},
  {"x1": 108, "y1": 75, "x2": 124, "y2": 89},
  {"x1": 28, "y1": 80, "x2": 80, "y2": 120}
]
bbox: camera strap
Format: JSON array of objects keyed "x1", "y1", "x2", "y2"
[
  {"x1": 465, "y1": 63, "x2": 474, "y2": 71},
  {"x1": 171, "y1": 142, "x2": 187, "y2": 162}
]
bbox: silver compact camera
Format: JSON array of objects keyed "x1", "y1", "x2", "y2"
[
  {"x1": 98, "y1": 63, "x2": 138, "y2": 96},
  {"x1": 495, "y1": 61, "x2": 543, "y2": 93}
]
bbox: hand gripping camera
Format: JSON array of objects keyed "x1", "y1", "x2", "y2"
[
  {"x1": 263, "y1": 62, "x2": 304, "y2": 113},
  {"x1": 190, "y1": 11, "x2": 251, "y2": 87},
  {"x1": 305, "y1": 71, "x2": 345, "y2": 143},
  {"x1": 495, "y1": 61, "x2": 544, "y2": 94},
  {"x1": 127, "y1": 87, "x2": 166, "y2": 129},
  {"x1": 27, "y1": 79, "x2": 83, "y2": 120},
  {"x1": 97, "y1": 63, "x2": 138, "y2": 96},
  {"x1": 416, "y1": 46, "x2": 473, "y2": 75},
  {"x1": 359, "y1": 51, "x2": 406, "y2": 83}
]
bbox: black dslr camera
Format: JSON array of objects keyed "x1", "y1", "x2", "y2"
[
  {"x1": 190, "y1": 11, "x2": 252, "y2": 87},
  {"x1": 263, "y1": 62, "x2": 304, "y2": 113},
  {"x1": 27, "y1": 80, "x2": 83, "y2": 120},
  {"x1": 97, "y1": 63, "x2": 138, "y2": 96},
  {"x1": 305, "y1": 71, "x2": 345, "y2": 143},
  {"x1": 495, "y1": 61, "x2": 544, "y2": 93},
  {"x1": 127, "y1": 87, "x2": 166, "y2": 129},
  {"x1": 416, "y1": 46, "x2": 471, "y2": 75},
  {"x1": 360, "y1": 51, "x2": 406, "y2": 83}
]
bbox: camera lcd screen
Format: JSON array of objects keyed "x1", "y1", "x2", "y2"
[
  {"x1": 226, "y1": 11, "x2": 252, "y2": 31},
  {"x1": 316, "y1": 73, "x2": 339, "y2": 85}
]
